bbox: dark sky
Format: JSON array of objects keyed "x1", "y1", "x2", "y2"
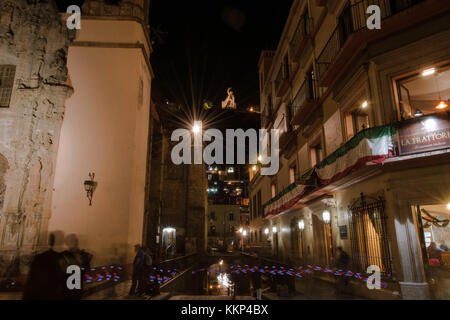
[
  {"x1": 56, "y1": 0, "x2": 293, "y2": 109},
  {"x1": 150, "y1": 0, "x2": 293, "y2": 109}
]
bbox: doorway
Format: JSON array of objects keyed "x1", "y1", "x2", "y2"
[{"x1": 414, "y1": 204, "x2": 450, "y2": 299}]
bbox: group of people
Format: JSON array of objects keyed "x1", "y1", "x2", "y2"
[
  {"x1": 129, "y1": 244, "x2": 159, "y2": 296},
  {"x1": 22, "y1": 233, "x2": 92, "y2": 300}
]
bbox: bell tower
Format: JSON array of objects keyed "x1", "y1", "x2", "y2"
[
  {"x1": 82, "y1": 0, "x2": 150, "y2": 25},
  {"x1": 49, "y1": 0, "x2": 154, "y2": 264}
]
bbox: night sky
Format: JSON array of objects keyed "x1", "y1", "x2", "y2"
[
  {"x1": 56, "y1": 0, "x2": 293, "y2": 109},
  {"x1": 150, "y1": 0, "x2": 293, "y2": 109}
]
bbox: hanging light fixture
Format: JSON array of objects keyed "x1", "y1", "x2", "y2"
[
  {"x1": 435, "y1": 100, "x2": 448, "y2": 110},
  {"x1": 433, "y1": 70, "x2": 448, "y2": 110}
]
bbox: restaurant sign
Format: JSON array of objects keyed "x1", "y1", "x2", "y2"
[{"x1": 398, "y1": 113, "x2": 450, "y2": 156}]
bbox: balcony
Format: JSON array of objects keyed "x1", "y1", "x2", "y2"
[
  {"x1": 289, "y1": 16, "x2": 314, "y2": 64},
  {"x1": 316, "y1": 0, "x2": 446, "y2": 87},
  {"x1": 290, "y1": 78, "x2": 321, "y2": 126},
  {"x1": 275, "y1": 63, "x2": 291, "y2": 98},
  {"x1": 279, "y1": 129, "x2": 297, "y2": 158}
]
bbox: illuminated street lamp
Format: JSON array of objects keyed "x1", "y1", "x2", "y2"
[
  {"x1": 322, "y1": 210, "x2": 333, "y2": 264},
  {"x1": 322, "y1": 210, "x2": 331, "y2": 224},
  {"x1": 192, "y1": 123, "x2": 201, "y2": 134},
  {"x1": 264, "y1": 228, "x2": 269, "y2": 235},
  {"x1": 361, "y1": 100, "x2": 368, "y2": 109},
  {"x1": 298, "y1": 219, "x2": 305, "y2": 263},
  {"x1": 272, "y1": 226, "x2": 277, "y2": 233}
]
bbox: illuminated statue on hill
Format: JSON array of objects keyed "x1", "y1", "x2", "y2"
[{"x1": 221, "y1": 87, "x2": 236, "y2": 109}]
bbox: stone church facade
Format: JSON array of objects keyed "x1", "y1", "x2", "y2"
[
  {"x1": 0, "y1": 0, "x2": 208, "y2": 277},
  {"x1": 0, "y1": 0, "x2": 73, "y2": 275}
]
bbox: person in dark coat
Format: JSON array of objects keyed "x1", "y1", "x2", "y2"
[
  {"x1": 23, "y1": 234, "x2": 64, "y2": 300},
  {"x1": 60, "y1": 234, "x2": 93, "y2": 300},
  {"x1": 334, "y1": 246, "x2": 350, "y2": 296},
  {"x1": 129, "y1": 244, "x2": 144, "y2": 296},
  {"x1": 251, "y1": 269, "x2": 262, "y2": 300}
]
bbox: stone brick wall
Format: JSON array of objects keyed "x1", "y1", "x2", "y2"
[{"x1": 0, "y1": 0, "x2": 72, "y2": 276}]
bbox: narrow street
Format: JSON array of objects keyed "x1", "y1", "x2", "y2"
[{"x1": 0, "y1": 0, "x2": 449, "y2": 305}]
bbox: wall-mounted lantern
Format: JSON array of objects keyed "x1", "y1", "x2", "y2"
[{"x1": 84, "y1": 172, "x2": 96, "y2": 206}]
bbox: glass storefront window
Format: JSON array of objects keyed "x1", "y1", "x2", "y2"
[{"x1": 396, "y1": 64, "x2": 450, "y2": 120}]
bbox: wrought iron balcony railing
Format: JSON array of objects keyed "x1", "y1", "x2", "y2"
[
  {"x1": 290, "y1": 78, "x2": 320, "y2": 123},
  {"x1": 316, "y1": 0, "x2": 424, "y2": 83},
  {"x1": 290, "y1": 16, "x2": 314, "y2": 61},
  {"x1": 275, "y1": 60, "x2": 292, "y2": 97}
]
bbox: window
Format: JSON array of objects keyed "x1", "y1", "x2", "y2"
[
  {"x1": 229, "y1": 213, "x2": 234, "y2": 221},
  {"x1": 289, "y1": 166, "x2": 296, "y2": 184},
  {"x1": 306, "y1": 66, "x2": 316, "y2": 100},
  {"x1": 267, "y1": 94, "x2": 273, "y2": 115},
  {"x1": 310, "y1": 143, "x2": 323, "y2": 167},
  {"x1": 283, "y1": 53, "x2": 290, "y2": 79},
  {"x1": 260, "y1": 71, "x2": 264, "y2": 91},
  {"x1": 271, "y1": 183, "x2": 277, "y2": 198},
  {"x1": 257, "y1": 190, "x2": 262, "y2": 218},
  {"x1": 0, "y1": 65, "x2": 15, "y2": 108},
  {"x1": 345, "y1": 109, "x2": 369, "y2": 139},
  {"x1": 395, "y1": 64, "x2": 450, "y2": 120},
  {"x1": 252, "y1": 195, "x2": 257, "y2": 219},
  {"x1": 259, "y1": 230, "x2": 262, "y2": 242},
  {"x1": 210, "y1": 211, "x2": 216, "y2": 221},
  {"x1": 255, "y1": 231, "x2": 258, "y2": 242},
  {"x1": 349, "y1": 197, "x2": 392, "y2": 274}
]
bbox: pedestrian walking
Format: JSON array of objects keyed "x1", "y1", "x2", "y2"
[
  {"x1": 129, "y1": 244, "x2": 145, "y2": 296},
  {"x1": 334, "y1": 246, "x2": 350, "y2": 296},
  {"x1": 23, "y1": 234, "x2": 65, "y2": 300},
  {"x1": 60, "y1": 234, "x2": 93, "y2": 300},
  {"x1": 251, "y1": 269, "x2": 262, "y2": 300},
  {"x1": 141, "y1": 247, "x2": 153, "y2": 295}
]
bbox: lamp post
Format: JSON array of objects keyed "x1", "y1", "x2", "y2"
[
  {"x1": 272, "y1": 226, "x2": 278, "y2": 257},
  {"x1": 322, "y1": 210, "x2": 333, "y2": 264},
  {"x1": 298, "y1": 219, "x2": 305, "y2": 262},
  {"x1": 242, "y1": 229, "x2": 247, "y2": 252}
]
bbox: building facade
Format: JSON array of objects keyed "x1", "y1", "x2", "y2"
[
  {"x1": 0, "y1": 0, "x2": 157, "y2": 274},
  {"x1": 0, "y1": 0, "x2": 73, "y2": 275},
  {"x1": 248, "y1": 0, "x2": 450, "y2": 300},
  {"x1": 49, "y1": 0, "x2": 153, "y2": 266},
  {"x1": 207, "y1": 204, "x2": 241, "y2": 249},
  {"x1": 145, "y1": 98, "x2": 208, "y2": 259}
]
